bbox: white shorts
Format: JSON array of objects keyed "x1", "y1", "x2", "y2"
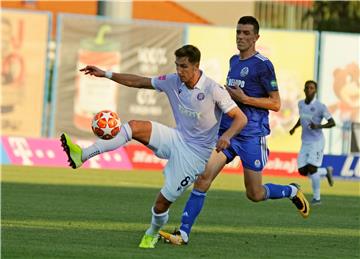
[
  {"x1": 297, "y1": 138, "x2": 325, "y2": 168},
  {"x1": 148, "y1": 121, "x2": 207, "y2": 202}
]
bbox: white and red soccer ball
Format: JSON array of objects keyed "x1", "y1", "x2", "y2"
[{"x1": 91, "y1": 110, "x2": 121, "y2": 140}]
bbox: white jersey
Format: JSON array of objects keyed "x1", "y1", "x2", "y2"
[
  {"x1": 298, "y1": 98, "x2": 332, "y2": 143},
  {"x1": 151, "y1": 72, "x2": 237, "y2": 159}
]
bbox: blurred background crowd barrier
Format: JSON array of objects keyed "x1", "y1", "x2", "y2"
[{"x1": 1, "y1": 2, "x2": 359, "y2": 178}]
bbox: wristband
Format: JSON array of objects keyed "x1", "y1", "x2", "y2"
[{"x1": 105, "y1": 70, "x2": 113, "y2": 79}]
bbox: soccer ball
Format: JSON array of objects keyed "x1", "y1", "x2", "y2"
[{"x1": 91, "y1": 110, "x2": 121, "y2": 140}]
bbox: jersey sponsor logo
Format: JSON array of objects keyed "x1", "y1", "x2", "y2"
[
  {"x1": 240, "y1": 67, "x2": 249, "y2": 77},
  {"x1": 158, "y1": 75, "x2": 166, "y2": 80},
  {"x1": 178, "y1": 104, "x2": 201, "y2": 119},
  {"x1": 227, "y1": 78, "x2": 245, "y2": 88},
  {"x1": 300, "y1": 112, "x2": 313, "y2": 120},
  {"x1": 197, "y1": 92, "x2": 205, "y2": 101}
]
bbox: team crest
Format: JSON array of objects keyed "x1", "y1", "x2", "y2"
[
  {"x1": 254, "y1": 159, "x2": 261, "y2": 168},
  {"x1": 158, "y1": 75, "x2": 166, "y2": 80},
  {"x1": 240, "y1": 67, "x2": 249, "y2": 77},
  {"x1": 197, "y1": 92, "x2": 205, "y2": 101}
]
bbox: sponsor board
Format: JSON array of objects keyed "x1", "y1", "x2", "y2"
[
  {"x1": 124, "y1": 144, "x2": 167, "y2": 170},
  {"x1": 1, "y1": 136, "x2": 358, "y2": 180},
  {"x1": 223, "y1": 152, "x2": 300, "y2": 177},
  {"x1": 322, "y1": 155, "x2": 359, "y2": 179},
  {"x1": 1, "y1": 138, "x2": 10, "y2": 164},
  {"x1": 1, "y1": 136, "x2": 132, "y2": 170}
]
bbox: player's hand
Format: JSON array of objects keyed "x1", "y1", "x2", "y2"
[
  {"x1": 79, "y1": 65, "x2": 105, "y2": 77},
  {"x1": 225, "y1": 84, "x2": 247, "y2": 103},
  {"x1": 309, "y1": 122, "x2": 321, "y2": 129},
  {"x1": 215, "y1": 135, "x2": 230, "y2": 152},
  {"x1": 289, "y1": 128, "x2": 295, "y2": 135}
]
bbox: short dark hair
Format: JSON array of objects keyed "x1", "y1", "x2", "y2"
[
  {"x1": 238, "y1": 16, "x2": 260, "y2": 34},
  {"x1": 174, "y1": 45, "x2": 201, "y2": 64},
  {"x1": 305, "y1": 80, "x2": 317, "y2": 89}
]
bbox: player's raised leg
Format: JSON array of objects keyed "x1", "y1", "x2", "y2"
[{"x1": 60, "y1": 120, "x2": 150, "y2": 169}]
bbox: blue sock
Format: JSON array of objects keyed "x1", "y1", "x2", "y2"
[
  {"x1": 263, "y1": 183, "x2": 292, "y2": 200},
  {"x1": 180, "y1": 189, "x2": 207, "y2": 238}
]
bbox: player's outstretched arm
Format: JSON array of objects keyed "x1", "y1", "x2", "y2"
[
  {"x1": 79, "y1": 65, "x2": 153, "y2": 89},
  {"x1": 216, "y1": 107, "x2": 247, "y2": 152},
  {"x1": 289, "y1": 118, "x2": 301, "y2": 135}
]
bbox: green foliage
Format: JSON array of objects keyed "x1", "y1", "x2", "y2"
[
  {"x1": 2, "y1": 165, "x2": 360, "y2": 258},
  {"x1": 304, "y1": 1, "x2": 360, "y2": 33}
]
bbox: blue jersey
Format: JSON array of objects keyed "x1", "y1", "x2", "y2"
[{"x1": 220, "y1": 53, "x2": 278, "y2": 137}]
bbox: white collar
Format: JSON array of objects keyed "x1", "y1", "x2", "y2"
[{"x1": 192, "y1": 70, "x2": 205, "y2": 90}]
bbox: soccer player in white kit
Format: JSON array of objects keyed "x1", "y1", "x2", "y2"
[
  {"x1": 60, "y1": 45, "x2": 248, "y2": 248},
  {"x1": 290, "y1": 80, "x2": 335, "y2": 205}
]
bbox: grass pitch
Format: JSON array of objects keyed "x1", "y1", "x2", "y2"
[{"x1": 2, "y1": 165, "x2": 359, "y2": 258}]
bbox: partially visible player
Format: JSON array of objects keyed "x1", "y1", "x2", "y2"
[
  {"x1": 290, "y1": 80, "x2": 335, "y2": 205},
  {"x1": 159, "y1": 16, "x2": 310, "y2": 246},
  {"x1": 60, "y1": 45, "x2": 247, "y2": 249}
]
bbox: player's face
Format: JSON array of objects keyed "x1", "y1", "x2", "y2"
[
  {"x1": 175, "y1": 56, "x2": 199, "y2": 86},
  {"x1": 236, "y1": 24, "x2": 259, "y2": 53},
  {"x1": 304, "y1": 83, "x2": 317, "y2": 100}
]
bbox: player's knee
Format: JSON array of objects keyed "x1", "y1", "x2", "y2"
[
  {"x1": 298, "y1": 166, "x2": 308, "y2": 176},
  {"x1": 128, "y1": 120, "x2": 141, "y2": 133},
  {"x1": 245, "y1": 189, "x2": 263, "y2": 202},
  {"x1": 128, "y1": 120, "x2": 152, "y2": 144},
  {"x1": 193, "y1": 175, "x2": 212, "y2": 192}
]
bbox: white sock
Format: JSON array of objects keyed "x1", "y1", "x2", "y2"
[
  {"x1": 310, "y1": 172, "x2": 321, "y2": 200},
  {"x1": 145, "y1": 207, "x2": 169, "y2": 236},
  {"x1": 81, "y1": 123, "x2": 132, "y2": 161},
  {"x1": 179, "y1": 229, "x2": 189, "y2": 243},
  {"x1": 289, "y1": 185, "x2": 298, "y2": 198}
]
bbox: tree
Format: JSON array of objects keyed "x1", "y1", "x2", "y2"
[{"x1": 303, "y1": 1, "x2": 360, "y2": 33}]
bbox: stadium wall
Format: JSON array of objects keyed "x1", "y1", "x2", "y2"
[
  {"x1": 1, "y1": 136, "x2": 359, "y2": 180},
  {"x1": 1, "y1": 12, "x2": 359, "y2": 157}
]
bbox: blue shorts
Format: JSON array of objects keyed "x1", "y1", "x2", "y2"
[{"x1": 222, "y1": 135, "x2": 269, "y2": 171}]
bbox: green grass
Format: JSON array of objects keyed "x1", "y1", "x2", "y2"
[{"x1": 2, "y1": 165, "x2": 360, "y2": 258}]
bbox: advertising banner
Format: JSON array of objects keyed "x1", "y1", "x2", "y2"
[
  {"x1": 319, "y1": 32, "x2": 360, "y2": 154},
  {"x1": 124, "y1": 144, "x2": 167, "y2": 170},
  {"x1": 1, "y1": 9, "x2": 51, "y2": 137},
  {"x1": 188, "y1": 26, "x2": 317, "y2": 152},
  {"x1": 1, "y1": 139, "x2": 10, "y2": 165},
  {"x1": 51, "y1": 14, "x2": 184, "y2": 139},
  {"x1": 1, "y1": 136, "x2": 132, "y2": 170},
  {"x1": 1, "y1": 136, "x2": 358, "y2": 180}
]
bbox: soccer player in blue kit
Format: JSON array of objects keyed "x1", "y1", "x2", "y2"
[
  {"x1": 60, "y1": 45, "x2": 247, "y2": 248},
  {"x1": 160, "y1": 16, "x2": 310, "y2": 245}
]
